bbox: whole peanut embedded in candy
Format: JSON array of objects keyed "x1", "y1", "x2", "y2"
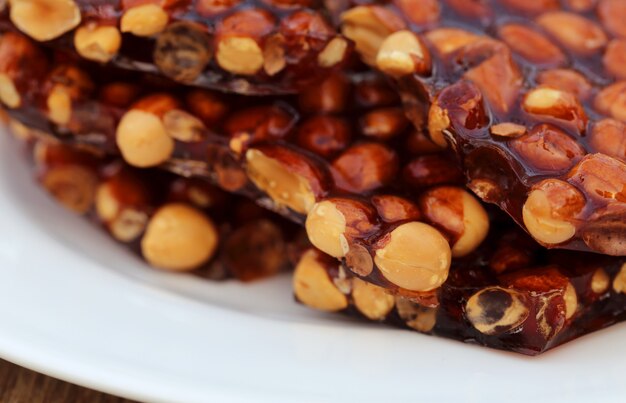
[
  {"x1": 497, "y1": 23, "x2": 566, "y2": 67},
  {"x1": 214, "y1": 9, "x2": 274, "y2": 76},
  {"x1": 293, "y1": 249, "x2": 348, "y2": 312},
  {"x1": 305, "y1": 198, "x2": 377, "y2": 258},
  {"x1": 120, "y1": 4, "x2": 169, "y2": 37},
  {"x1": 116, "y1": 94, "x2": 178, "y2": 168},
  {"x1": 590, "y1": 119, "x2": 626, "y2": 161},
  {"x1": 418, "y1": 186, "x2": 489, "y2": 258},
  {"x1": 376, "y1": 30, "x2": 431, "y2": 77},
  {"x1": 0, "y1": 32, "x2": 48, "y2": 109},
  {"x1": 395, "y1": 297, "x2": 437, "y2": 332},
  {"x1": 245, "y1": 146, "x2": 326, "y2": 215},
  {"x1": 522, "y1": 179, "x2": 585, "y2": 246},
  {"x1": 465, "y1": 286, "x2": 530, "y2": 335},
  {"x1": 352, "y1": 278, "x2": 395, "y2": 320},
  {"x1": 341, "y1": 5, "x2": 405, "y2": 66},
  {"x1": 154, "y1": 22, "x2": 212, "y2": 83},
  {"x1": 536, "y1": 11, "x2": 607, "y2": 55},
  {"x1": 9, "y1": 0, "x2": 81, "y2": 42},
  {"x1": 141, "y1": 203, "x2": 218, "y2": 271},
  {"x1": 509, "y1": 124, "x2": 586, "y2": 173},
  {"x1": 331, "y1": 142, "x2": 399, "y2": 193},
  {"x1": 74, "y1": 23, "x2": 122, "y2": 63},
  {"x1": 95, "y1": 167, "x2": 151, "y2": 243},
  {"x1": 522, "y1": 87, "x2": 587, "y2": 134},
  {"x1": 373, "y1": 222, "x2": 451, "y2": 292},
  {"x1": 34, "y1": 142, "x2": 99, "y2": 214}
]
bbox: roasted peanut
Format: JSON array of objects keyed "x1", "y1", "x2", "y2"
[
  {"x1": 293, "y1": 249, "x2": 348, "y2": 312},
  {"x1": 466, "y1": 286, "x2": 530, "y2": 335},
  {"x1": 490, "y1": 122, "x2": 526, "y2": 138},
  {"x1": 116, "y1": 102, "x2": 175, "y2": 168},
  {"x1": 499, "y1": 0, "x2": 559, "y2": 13},
  {"x1": 74, "y1": 23, "x2": 122, "y2": 63},
  {"x1": 376, "y1": 30, "x2": 431, "y2": 77},
  {"x1": 535, "y1": 69, "x2": 593, "y2": 101},
  {"x1": 462, "y1": 40, "x2": 523, "y2": 114},
  {"x1": 498, "y1": 23, "x2": 565, "y2": 67},
  {"x1": 510, "y1": 124, "x2": 586, "y2": 172},
  {"x1": 419, "y1": 186, "x2": 490, "y2": 257},
  {"x1": 45, "y1": 65, "x2": 94, "y2": 126},
  {"x1": 10, "y1": 0, "x2": 81, "y2": 41},
  {"x1": 522, "y1": 86, "x2": 587, "y2": 133},
  {"x1": 425, "y1": 28, "x2": 480, "y2": 56},
  {"x1": 305, "y1": 198, "x2": 376, "y2": 258},
  {"x1": 141, "y1": 203, "x2": 218, "y2": 271},
  {"x1": 154, "y1": 22, "x2": 212, "y2": 82},
  {"x1": 0, "y1": 32, "x2": 47, "y2": 109},
  {"x1": 522, "y1": 179, "x2": 585, "y2": 245},
  {"x1": 536, "y1": 12, "x2": 607, "y2": 55},
  {"x1": 590, "y1": 119, "x2": 626, "y2": 161},
  {"x1": 215, "y1": 9, "x2": 274, "y2": 76},
  {"x1": 591, "y1": 269, "x2": 610, "y2": 294},
  {"x1": 120, "y1": 4, "x2": 168, "y2": 37},
  {"x1": 344, "y1": 243, "x2": 374, "y2": 277},
  {"x1": 95, "y1": 171, "x2": 150, "y2": 242},
  {"x1": 580, "y1": 204, "x2": 626, "y2": 256},
  {"x1": 595, "y1": 81, "x2": 626, "y2": 123},
  {"x1": 296, "y1": 115, "x2": 351, "y2": 158},
  {"x1": 195, "y1": 0, "x2": 240, "y2": 16},
  {"x1": 186, "y1": 90, "x2": 229, "y2": 125},
  {"x1": 298, "y1": 72, "x2": 350, "y2": 114},
  {"x1": 341, "y1": 5, "x2": 405, "y2": 65},
  {"x1": 162, "y1": 109, "x2": 207, "y2": 142},
  {"x1": 317, "y1": 37, "x2": 349, "y2": 68},
  {"x1": 352, "y1": 278, "x2": 395, "y2": 320},
  {"x1": 598, "y1": 0, "x2": 626, "y2": 39},
  {"x1": 395, "y1": 297, "x2": 437, "y2": 332},
  {"x1": 613, "y1": 263, "x2": 626, "y2": 294},
  {"x1": 245, "y1": 146, "x2": 324, "y2": 214},
  {"x1": 567, "y1": 153, "x2": 626, "y2": 203},
  {"x1": 604, "y1": 40, "x2": 626, "y2": 80},
  {"x1": 359, "y1": 107, "x2": 408, "y2": 140},
  {"x1": 393, "y1": 0, "x2": 440, "y2": 26},
  {"x1": 429, "y1": 81, "x2": 489, "y2": 146},
  {"x1": 40, "y1": 165, "x2": 98, "y2": 214},
  {"x1": 371, "y1": 195, "x2": 421, "y2": 223},
  {"x1": 373, "y1": 222, "x2": 451, "y2": 292},
  {"x1": 331, "y1": 143, "x2": 398, "y2": 193}
]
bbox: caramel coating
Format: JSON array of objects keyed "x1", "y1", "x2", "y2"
[{"x1": 141, "y1": 203, "x2": 218, "y2": 271}]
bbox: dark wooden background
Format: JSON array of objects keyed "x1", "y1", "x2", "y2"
[{"x1": 0, "y1": 360, "x2": 136, "y2": 402}]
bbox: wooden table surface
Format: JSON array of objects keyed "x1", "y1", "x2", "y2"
[{"x1": 0, "y1": 359, "x2": 136, "y2": 403}]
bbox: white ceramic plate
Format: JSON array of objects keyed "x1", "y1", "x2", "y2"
[{"x1": 0, "y1": 133, "x2": 625, "y2": 403}]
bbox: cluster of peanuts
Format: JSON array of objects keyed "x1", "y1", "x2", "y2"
[
  {"x1": 9, "y1": 120, "x2": 294, "y2": 281},
  {"x1": 337, "y1": 0, "x2": 626, "y2": 255},
  {"x1": 2, "y1": 0, "x2": 350, "y2": 93},
  {"x1": 293, "y1": 227, "x2": 626, "y2": 354},
  {"x1": 3, "y1": 0, "x2": 626, "y2": 355},
  {"x1": 0, "y1": 32, "x2": 490, "y2": 298}
]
